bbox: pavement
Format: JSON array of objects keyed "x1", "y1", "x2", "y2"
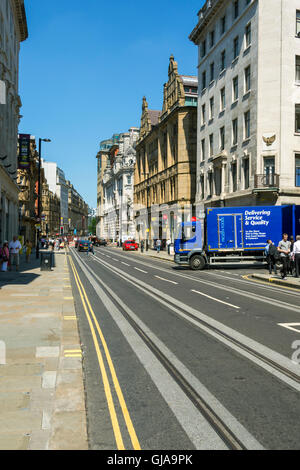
[{"x1": 0, "y1": 249, "x2": 88, "y2": 450}]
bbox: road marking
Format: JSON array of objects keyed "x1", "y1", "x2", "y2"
[
  {"x1": 64, "y1": 353, "x2": 82, "y2": 358},
  {"x1": 64, "y1": 349, "x2": 82, "y2": 353},
  {"x1": 113, "y1": 258, "x2": 119, "y2": 261},
  {"x1": 278, "y1": 323, "x2": 300, "y2": 333},
  {"x1": 64, "y1": 297, "x2": 73, "y2": 300},
  {"x1": 134, "y1": 267, "x2": 148, "y2": 274},
  {"x1": 242, "y1": 274, "x2": 300, "y2": 293},
  {"x1": 64, "y1": 315, "x2": 77, "y2": 321},
  {"x1": 191, "y1": 290, "x2": 240, "y2": 309},
  {"x1": 155, "y1": 276, "x2": 178, "y2": 285},
  {"x1": 122, "y1": 262, "x2": 130, "y2": 266},
  {"x1": 69, "y1": 256, "x2": 141, "y2": 450}
]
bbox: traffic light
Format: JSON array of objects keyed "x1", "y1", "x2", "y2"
[{"x1": 60, "y1": 226, "x2": 64, "y2": 235}]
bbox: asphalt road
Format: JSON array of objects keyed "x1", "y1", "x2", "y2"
[{"x1": 68, "y1": 246, "x2": 300, "y2": 450}]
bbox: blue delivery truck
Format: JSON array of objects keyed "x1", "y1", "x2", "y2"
[{"x1": 174, "y1": 205, "x2": 300, "y2": 270}]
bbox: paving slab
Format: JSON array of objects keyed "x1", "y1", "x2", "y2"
[{"x1": 0, "y1": 252, "x2": 88, "y2": 450}]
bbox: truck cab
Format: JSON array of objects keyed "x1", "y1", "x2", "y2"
[{"x1": 174, "y1": 221, "x2": 207, "y2": 270}]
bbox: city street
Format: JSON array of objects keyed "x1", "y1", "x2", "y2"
[{"x1": 68, "y1": 246, "x2": 300, "y2": 450}]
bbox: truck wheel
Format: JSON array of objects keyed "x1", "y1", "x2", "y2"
[{"x1": 190, "y1": 255, "x2": 206, "y2": 271}]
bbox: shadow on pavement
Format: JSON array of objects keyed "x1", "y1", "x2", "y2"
[{"x1": 0, "y1": 254, "x2": 48, "y2": 288}]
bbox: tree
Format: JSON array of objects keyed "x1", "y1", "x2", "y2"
[{"x1": 88, "y1": 217, "x2": 97, "y2": 235}]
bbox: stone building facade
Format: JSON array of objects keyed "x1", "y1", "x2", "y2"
[
  {"x1": 0, "y1": 0, "x2": 28, "y2": 243},
  {"x1": 190, "y1": 0, "x2": 300, "y2": 210},
  {"x1": 41, "y1": 182, "x2": 60, "y2": 237},
  {"x1": 134, "y1": 55, "x2": 198, "y2": 244},
  {"x1": 17, "y1": 136, "x2": 46, "y2": 244},
  {"x1": 96, "y1": 134, "x2": 121, "y2": 239},
  {"x1": 66, "y1": 180, "x2": 89, "y2": 236},
  {"x1": 99, "y1": 128, "x2": 139, "y2": 242}
]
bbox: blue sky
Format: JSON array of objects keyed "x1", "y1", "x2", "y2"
[{"x1": 19, "y1": 0, "x2": 204, "y2": 208}]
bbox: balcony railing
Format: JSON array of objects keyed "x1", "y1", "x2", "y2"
[{"x1": 254, "y1": 174, "x2": 280, "y2": 189}]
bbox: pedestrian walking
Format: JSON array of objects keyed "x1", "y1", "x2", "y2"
[
  {"x1": 293, "y1": 235, "x2": 300, "y2": 278},
  {"x1": 0, "y1": 241, "x2": 10, "y2": 272},
  {"x1": 140, "y1": 240, "x2": 144, "y2": 253},
  {"x1": 264, "y1": 239, "x2": 278, "y2": 275},
  {"x1": 9, "y1": 236, "x2": 22, "y2": 272},
  {"x1": 156, "y1": 239, "x2": 161, "y2": 253},
  {"x1": 277, "y1": 233, "x2": 291, "y2": 280},
  {"x1": 25, "y1": 240, "x2": 32, "y2": 263},
  {"x1": 289, "y1": 235, "x2": 295, "y2": 275},
  {"x1": 166, "y1": 238, "x2": 171, "y2": 255}
]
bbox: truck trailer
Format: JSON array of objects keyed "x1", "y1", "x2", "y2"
[{"x1": 174, "y1": 205, "x2": 300, "y2": 270}]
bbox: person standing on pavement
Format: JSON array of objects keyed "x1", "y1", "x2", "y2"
[
  {"x1": 293, "y1": 235, "x2": 300, "y2": 278},
  {"x1": 289, "y1": 235, "x2": 295, "y2": 275},
  {"x1": 140, "y1": 239, "x2": 144, "y2": 253},
  {"x1": 265, "y1": 239, "x2": 278, "y2": 275},
  {"x1": 9, "y1": 236, "x2": 22, "y2": 272},
  {"x1": 25, "y1": 240, "x2": 32, "y2": 263},
  {"x1": 277, "y1": 233, "x2": 291, "y2": 280},
  {"x1": 156, "y1": 239, "x2": 161, "y2": 253},
  {"x1": 0, "y1": 241, "x2": 10, "y2": 272}
]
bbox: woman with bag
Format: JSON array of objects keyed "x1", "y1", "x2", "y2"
[{"x1": 0, "y1": 241, "x2": 10, "y2": 272}]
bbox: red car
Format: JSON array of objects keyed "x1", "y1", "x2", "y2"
[{"x1": 122, "y1": 240, "x2": 138, "y2": 251}]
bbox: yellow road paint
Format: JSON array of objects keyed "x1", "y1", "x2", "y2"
[
  {"x1": 242, "y1": 274, "x2": 300, "y2": 292},
  {"x1": 64, "y1": 316, "x2": 77, "y2": 320},
  {"x1": 69, "y1": 257, "x2": 126, "y2": 451},
  {"x1": 70, "y1": 257, "x2": 141, "y2": 451},
  {"x1": 64, "y1": 353, "x2": 82, "y2": 358},
  {"x1": 64, "y1": 349, "x2": 82, "y2": 353},
  {"x1": 64, "y1": 297, "x2": 73, "y2": 300}
]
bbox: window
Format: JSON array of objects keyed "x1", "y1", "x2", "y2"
[
  {"x1": 296, "y1": 155, "x2": 300, "y2": 186},
  {"x1": 264, "y1": 157, "x2": 275, "y2": 185},
  {"x1": 209, "y1": 134, "x2": 214, "y2": 156},
  {"x1": 220, "y1": 87, "x2": 226, "y2": 111},
  {"x1": 296, "y1": 56, "x2": 300, "y2": 82},
  {"x1": 209, "y1": 96, "x2": 214, "y2": 119},
  {"x1": 234, "y1": 0, "x2": 239, "y2": 19},
  {"x1": 220, "y1": 126, "x2": 225, "y2": 151},
  {"x1": 233, "y1": 36, "x2": 239, "y2": 59},
  {"x1": 232, "y1": 118, "x2": 238, "y2": 145},
  {"x1": 202, "y1": 70, "x2": 206, "y2": 90},
  {"x1": 208, "y1": 172, "x2": 213, "y2": 197},
  {"x1": 233, "y1": 76, "x2": 239, "y2": 101},
  {"x1": 295, "y1": 104, "x2": 300, "y2": 133},
  {"x1": 210, "y1": 62, "x2": 215, "y2": 82},
  {"x1": 201, "y1": 104, "x2": 206, "y2": 125},
  {"x1": 200, "y1": 175, "x2": 205, "y2": 199},
  {"x1": 210, "y1": 30, "x2": 215, "y2": 48},
  {"x1": 296, "y1": 11, "x2": 300, "y2": 36},
  {"x1": 244, "y1": 110, "x2": 250, "y2": 139},
  {"x1": 221, "y1": 50, "x2": 226, "y2": 71},
  {"x1": 221, "y1": 15, "x2": 226, "y2": 35},
  {"x1": 232, "y1": 162, "x2": 237, "y2": 191},
  {"x1": 127, "y1": 175, "x2": 132, "y2": 184},
  {"x1": 245, "y1": 65, "x2": 251, "y2": 92},
  {"x1": 244, "y1": 157, "x2": 250, "y2": 189},
  {"x1": 245, "y1": 23, "x2": 251, "y2": 48},
  {"x1": 201, "y1": 139, "x2": 205, "y2": 161},
  {"x1": 201, "y1": 39, "x2": 207, "y2": 57}
]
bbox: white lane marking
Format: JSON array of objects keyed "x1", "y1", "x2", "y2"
[
  {"x1": 134, "y1": 267, "x2": 148, "y2": 274},
  {"x1": 278, "y1": 323, "x2": 300, "y2": 333},
  {"x1": 122, "y1": 262, "x2": 130, "y2": 266},
  {"x1": 191, "y1": 290, "x2": 240, "y2": 309},
  {"x1": 113, "y1": 258, "x2": 119, "y2": 261},
  {"x1": 106, "y1": 255, "x2": 111, "y2": 258},
  {"x1": 72, "y1": 249, "x2": 264, "y2": 450},
  {"x1": 88, "y1": 253, "x2": 300, "y2": 390},
  {"x1": 155, "y1": 275, "x2": 178, "y2": 285}
]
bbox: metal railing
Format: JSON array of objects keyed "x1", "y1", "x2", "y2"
[{"x1": 254, "y1": 174, "x2": 279, "y2": 188}]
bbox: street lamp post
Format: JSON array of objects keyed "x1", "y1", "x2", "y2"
[{"x1": 36, "y1": 138, "x2": 51, "y2": 259}]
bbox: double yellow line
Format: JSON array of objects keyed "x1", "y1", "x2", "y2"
[{"x1": 68, "y1": 255, "x2": 141, "y2": 450}]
